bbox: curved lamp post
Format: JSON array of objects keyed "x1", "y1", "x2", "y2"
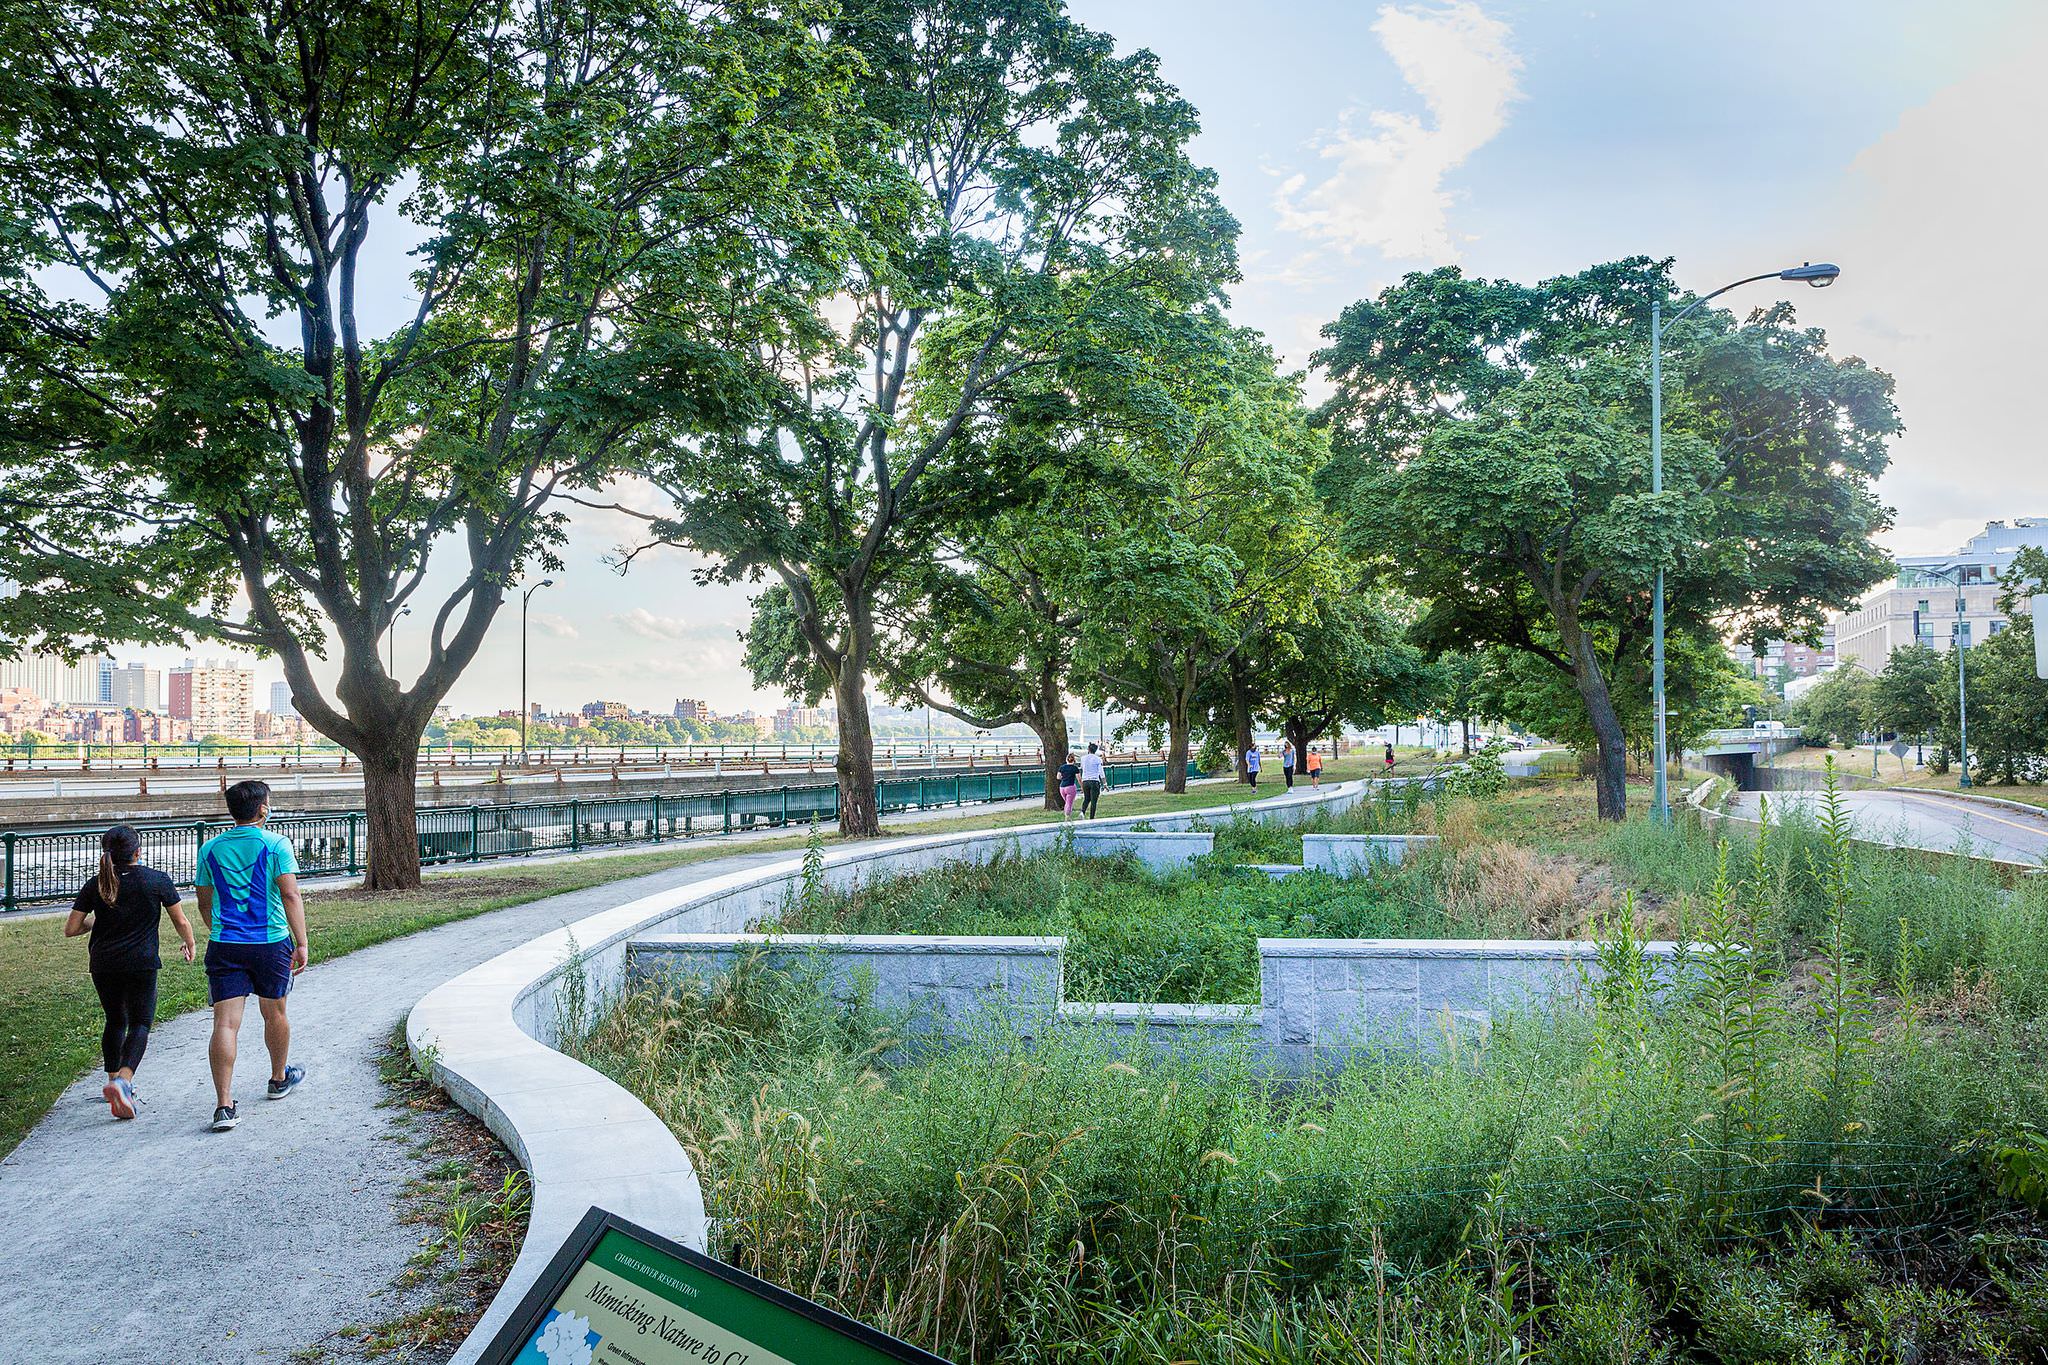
[
  {"x1": 1650, "y1": 262, "x2": 1840, "y2": 823},
  {"x1": 520, "y1": 579, "x2": 555, "y2": 766},
  {"x1": 387, "y1": 604, "x2": 412, "y2": 678}
]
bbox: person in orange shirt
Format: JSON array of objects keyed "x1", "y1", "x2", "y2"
[{"x1": 1305, "y1": 747, "x2": 1323, "y2": 787}]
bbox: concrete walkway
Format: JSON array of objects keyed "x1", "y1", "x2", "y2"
[{"x1": 0, "y1": 845, "x2": 803, "y2": 1363}]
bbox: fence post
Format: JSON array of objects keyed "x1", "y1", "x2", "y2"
[
  {"x1": 346, "y1": 814, "x2": 360, "y2": 876},
  {"x1": 570, "y1": 799, "x2": 581, "y2": 852},
  {"x1": 781, "y1": 786, "x2": 789, "y2": 826},
  {"x1": 652, "y1": 793, "x2": 663, "y2": 843},
  {"x1": 469, "y1": 806, "x2": 481, "y2": 862},
  {"x1": 722, "y1": 791, "x2": 731, "y2": 835},
  {"x1": 2, "y1": 830, "x2": 13, "y2": 912}
]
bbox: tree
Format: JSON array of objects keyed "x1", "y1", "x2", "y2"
[
  {"x1": 1078, "y1": 327, "x2": 1331, "y2": 792},
  {"x1": 1868, "y1": 645, "x2": 1944, "y2": 753},
  {"x1": 1793, "y1": 666, "x2": 1875, "y2": 747},
  {"x1": 637, "y1": 0, "x2": 1236, "y2": 836},
  {"x1": 1931, "y1": 547, "x2": 2048, "y2": 784},
  {"x1": 1470, "y1": 631, "x2": 1754, "y2": 761},
  {"x1": 1256, "y1": 594, "x2": 1436, "y2": 764},
  {"x1": 1317, "y1": 259, "x2": 1898, "y2": 819},
  {"x1": 0, "y1": 0, "x2": 861, "y2": 886},
  {"x1": 874, "y1": 511, "x2": 1091, "y2": 810}
]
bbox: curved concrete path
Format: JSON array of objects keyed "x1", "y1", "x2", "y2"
[
  {"x1": 1723, "y1": 788, "x2": 2048, "y2": 867},
  {"x1": 0, "y1": 845, "x2": 799, "y2": 1363}
]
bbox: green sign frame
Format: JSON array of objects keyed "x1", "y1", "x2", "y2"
[{"x1": 478, "y1": 1206, "x2": 952, "y2": 1365}]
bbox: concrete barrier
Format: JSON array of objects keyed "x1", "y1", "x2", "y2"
[
  {"x1": 628, "y1": 933, "x2": 1062, "y2": 1037},
  {"x1": 1302, "y1": 832, "x2": 1440, "y2": 872},
  {"x1": 1070, "y1": 828, "x2": 1214, "y2": 871}
]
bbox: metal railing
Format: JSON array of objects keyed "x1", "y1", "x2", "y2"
[{"x1": 0, "y1": 760, "x2": 1175, "y2": 912}]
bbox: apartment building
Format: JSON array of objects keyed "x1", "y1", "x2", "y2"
[{"x1": 169, "y1": 659, "x2": 256, "y2": 741}]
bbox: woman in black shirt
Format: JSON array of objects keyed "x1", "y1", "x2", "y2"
[{"x1": 65, "y1": 825, "x2": 194, "y2": 1120}]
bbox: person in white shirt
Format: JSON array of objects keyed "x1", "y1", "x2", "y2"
[{"x1": 1079, "y1": 744, "x2": 1107, "y2": 818}]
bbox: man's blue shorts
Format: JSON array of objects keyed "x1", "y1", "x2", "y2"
[{"x1": 205, "y1": 939, "x2": 295, "y2": 1003}]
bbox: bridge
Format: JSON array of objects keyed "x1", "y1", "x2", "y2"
[{"x1": 1686, "y1": 727, "x2": 1804, "y2": 789}]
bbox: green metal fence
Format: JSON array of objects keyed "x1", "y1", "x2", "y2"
[{"x1": 1, "y1": 761, "x2": 1178, "y2": 912}]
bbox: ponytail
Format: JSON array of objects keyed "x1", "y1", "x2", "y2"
[{"x1": 96, "y1": 825, "x2": 141, "y2": 908}]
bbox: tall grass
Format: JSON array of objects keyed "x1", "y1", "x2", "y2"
[{"x1": 571, "y1": 867, "x2": 2048, "y2": 1363}]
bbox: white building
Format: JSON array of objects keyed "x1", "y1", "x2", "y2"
[
  {"x1": 269, "y1": 680, "x2": 296, "y2": 718},
  {"x1": 108, "y1": 662, "x2": 162, "y2": 711},
  {"x1": 1832, "y1": 518, "x2": 2048, "y2": 673},
  {"x1": 170, "y1": 659, "x2": 256, "y2": 741},
  {"x1": 0, "y1": 651, "x2": 111, "y2": 706}
]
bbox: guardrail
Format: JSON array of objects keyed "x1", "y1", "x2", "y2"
[{"x1": 0, "y1": 761, "x2": 1176, "y2": 912}]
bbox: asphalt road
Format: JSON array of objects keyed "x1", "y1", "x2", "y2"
[{"x1": 1723, "y1": 788, "x2": 2048, "y2": 866}]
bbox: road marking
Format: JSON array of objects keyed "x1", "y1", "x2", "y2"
[{"x1": 1892, "y1": 792, "x2": 2048, "y2": 842}]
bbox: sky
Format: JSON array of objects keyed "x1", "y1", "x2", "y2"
[{"x1": 104, "y1": 0, "x2": 2048, "y2": 716}]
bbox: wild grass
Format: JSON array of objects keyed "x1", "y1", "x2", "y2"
[{"x1": 572, "y1": 930, "x2": 2048, "y2": 1362}]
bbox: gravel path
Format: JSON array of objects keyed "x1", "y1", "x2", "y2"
[{"x1": 0, "y1": 844, "x2": 798, "y2": 1363}]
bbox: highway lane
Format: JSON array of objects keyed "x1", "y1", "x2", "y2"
[{"x1": 1722, "y1": 788, "x2": 2048, "y2": 866}]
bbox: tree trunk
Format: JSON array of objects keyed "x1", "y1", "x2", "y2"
[
  {"x1": 1164, "y1": 706, "x2": 1191, "y2": 794},
  {"x1": 833, "y1": 670, "x2": 880, "y2": 838},
  {"x1": 1566, "y1": 629, "x2": 1629, "y2": 821},
  {"x1": 1229, "y1": 660, "x2": 1254, "y2": 783},
  {"x1": 360, "y1": 742, "x2": 421, "y2": 891},
  {"x1": 1036, "y1": 704, "x2": 1071, "y2": 811},
  {"x1": 1461, "y1": 717, "x2": 1472, "y2": 754}
]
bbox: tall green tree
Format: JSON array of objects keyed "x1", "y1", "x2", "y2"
[
  {"x1": 1251, "y1": 593, "x2": 1435, "y2": 766},
  {"x1": 1931, "y1": 547, "x2": 2048, "y2": 784},
  {"x1": 638, "y1": 0, "x2": 1235, "y2": 836},
  {"x1": 1793, "y1": 665, "x2": 1875, "y2": 748},
  {"x1": 1868, "y1": 644, "x2": 1944, "y2": 752},
  {"x1": 1316, "y1": 259, "x2": 1898, "y2": 819},
  {"x1": 1079, "y1": 328, "x2": 1330, "y2": 792},
  {"x1": 0, "y1": 0, "x2": 861, "y2": 886}
]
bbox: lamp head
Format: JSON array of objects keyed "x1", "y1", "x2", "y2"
[{"x1": 1779, "y1": 262, "x2": 1840, "y2": 287}]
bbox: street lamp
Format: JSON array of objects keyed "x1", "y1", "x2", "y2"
[
  {"x1": 387, "y1": 605, "x2": 412, "y2": 678},
  {"x1": 521, "y1": 579, "x2": 555, "y2": 767},
  {"x1": 1650, "y1": 262, "x2": 1840, "y2": 822},
  {"x1": 1915, "y1": 565, "x2": 1972, "y2": 786}
]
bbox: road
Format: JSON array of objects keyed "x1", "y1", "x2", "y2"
[{"x1": 1722, "y1": 788, "x2": 2048, "y2": 866}]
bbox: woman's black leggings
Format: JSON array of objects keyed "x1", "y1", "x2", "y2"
[{"x1": 90, "y1": 968, "x2": 158, "y2": 1075}]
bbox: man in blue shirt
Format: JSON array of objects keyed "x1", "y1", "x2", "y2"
[{"x1": 196, "y1": 780, "x2": 309, "y2": 1131}]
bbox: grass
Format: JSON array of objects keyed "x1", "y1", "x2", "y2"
[
  {"x1": 573, "y1": 865, "x2": 2048, "y2": 1361},
  {"x1": 561, "y1": 765, "x2": 2048, "y2": 1359}
]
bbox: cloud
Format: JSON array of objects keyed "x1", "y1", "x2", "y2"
[
  {"x1": 611, "y1": 608, "x2": 740, "y2": 644},
  {"x1": 529, "y1": 613, "x2": 579, "y2": 640},
  {"x1": 1814, "y1": 28, "x2": 2048, "y2": 554},
  {"x1": 1274, "y1": 2, "x2": 1521, "y2": 264}
]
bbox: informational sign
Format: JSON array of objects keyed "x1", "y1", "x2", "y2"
[
  {"x1": 1888, "y1": 740, "x2": 1910, "y2": 759},
  {"x1": 479, "y1": 1207, "x2": 951, "y2": 1365}
]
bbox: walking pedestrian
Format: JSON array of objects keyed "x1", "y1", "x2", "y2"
[
  {"x1": 1306, "y1": 747, "x2": 1323, "y2": 788},
  {"x1": 1057, "y1": 752, "x2": 1081, "y2": 819},
  {"x1": 65, "y1": 825, "x2": 195, "y2": 1120},
  {"x1": 1280, "y1": 740, "x2": 1296, "y2": 789},
  {"x1": 196, "y1": 780, "x2": 309, "y2": 1132},
  {"x1": 1080, "y1": 743, "x2": 1106, "y2": 818},
  {"x1": 1383, "y1": 741, "x2": 1396, "y2": 773},
  {"x1": 1244, "y1": 744, "x2": 1261, "y2": 788}
]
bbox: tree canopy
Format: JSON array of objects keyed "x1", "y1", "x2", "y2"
[{"x1": 1316, "y1": 259, "x2": 1898, "y2": 818}]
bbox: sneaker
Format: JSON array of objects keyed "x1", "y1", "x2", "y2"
[
  {"x1": 266, "y1": 1065, "x2": 305, "y2": 1100},
  {"x1": 103, "y1": 1078, "x2": 136, "y2": 1121},
  {"x1": 211, "y1": 1103, "x2": 239, "y2": 1132}
]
